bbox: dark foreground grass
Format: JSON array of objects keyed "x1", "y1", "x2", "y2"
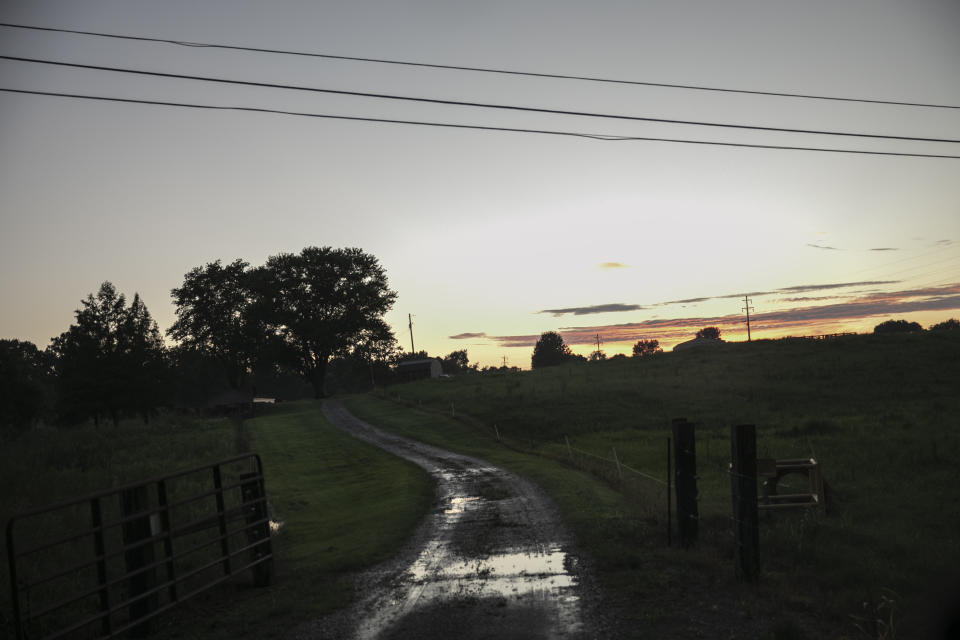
[
  {"x1": 356, "y1": 330, "x2": 960, "y2": 639},
  {"x1": 2, "y1": 400, "x2": 434, "y2": 640},
  {"x1": 152, "y1": 400, "x2": 434, "y2": 639}
]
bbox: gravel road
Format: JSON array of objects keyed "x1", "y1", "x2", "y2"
[{"x1": 290, "y1": 400, "x2": 592, "y2": 640}]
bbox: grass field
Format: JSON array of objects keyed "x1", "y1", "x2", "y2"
[
  {"x1": 350, "y1": 330, "x2": 960, "y2": 638},
  {"x1": 1, "y1": 401, "x2": 434, "y2": 640}
]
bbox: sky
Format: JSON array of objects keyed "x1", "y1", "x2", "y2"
[{"x1": 1, "y1": 0, "x2": 958, "y2": 368}]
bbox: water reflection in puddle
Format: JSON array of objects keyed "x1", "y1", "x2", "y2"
[
  {"x1": 353, "y1": 471, "x2": 582, "y2": 639},
  {"x1": 443, "y1": 496, "x2": 480, "y2": 514}
]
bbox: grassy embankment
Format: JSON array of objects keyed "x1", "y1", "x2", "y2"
[
  {"x1": 344, "y1": 330, "x2": 960, "y2": 638},
  {"x1": 1, "y1": 400, "x2": 434, "y2": 639}
]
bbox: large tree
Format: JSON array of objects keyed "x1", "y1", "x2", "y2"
[
  {"x1": 259, "y1": 247, "x2": 397, "y2": 398},
  {"x1": 52, "y1": 283, "x2": 167, "y2": 426},
  {"x1": 168, "y1": 259, "x2": 264, "y2": 389},
  {"x1": 531, "y1": 331, "x2": 572, "y2": 368}
]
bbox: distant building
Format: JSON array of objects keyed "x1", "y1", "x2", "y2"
[
  {"x1": 396, "y1": 358, "x2": 443, "y2": 382},
  {"x1": 672, "y1": 337, "x2": 726, "y2": 352}
]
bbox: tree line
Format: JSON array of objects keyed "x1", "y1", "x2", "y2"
[{"x1": 1, "y1": 246, "x2": 436, "y2": 434}]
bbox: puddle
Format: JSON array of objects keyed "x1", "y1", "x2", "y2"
[{"x1": 444, "y1": 496, "x2": 480, "y2": 514}]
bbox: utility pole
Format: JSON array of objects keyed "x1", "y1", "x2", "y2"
[
  {"x1": 742, "y1": 296, "x2": 754, "y2": 342},
  {"x1": 408, "y1": 313, "x2": 415, "y2": 353},
  {"x1": 595, "y1": 333, "x2": 602, "y2": 353},
  {"x1": 502, "y1": 356, "x2": 508, "y2": 368}
]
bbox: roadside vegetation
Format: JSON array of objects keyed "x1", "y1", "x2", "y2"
[{"x1": 347, "y1": 329, "x2": 960, "y2": 639}]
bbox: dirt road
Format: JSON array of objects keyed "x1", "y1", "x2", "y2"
[{"x1": 292, "y1": 400, "x2": 590, "y2": 640}]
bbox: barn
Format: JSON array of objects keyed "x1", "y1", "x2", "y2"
[{"x1": 396, "y1": 358, "x2": 443, "y2": 382}]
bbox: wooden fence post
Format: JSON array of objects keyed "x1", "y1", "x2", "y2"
[
  {"x1": 672, "y1": 418, "x2": 699, "y2": 548},
  {"x1": 240, "y1": 472, "x2": 273, "y2": 587},
  {"x1": 731, "y1": 424, "x2": 760, "y2": 582},
  {"x1": 120, "y1": 485, "x2": 158, "y2": 636},
  {"x1": 666, "y1": 437, "x2": 672, "y2": 547}
]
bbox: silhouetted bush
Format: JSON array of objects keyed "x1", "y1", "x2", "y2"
[
  {"x1": 873, "y1": 319, "x2": 922, "y2": 334},
  {"x1": 929, "y1": 318, "x2": 959, "y2": 331}
]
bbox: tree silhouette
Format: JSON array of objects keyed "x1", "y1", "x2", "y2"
[
  {"x1": 873, "y1": 319, "x2": 922, "y2": 334},
  {"x1": 696, "y1": 327, "x2": 721, "y2": 340},
  {"x1": 0, "y1": 339, "x2": 52, "y2": 433},
  {"x1": 632, "y1": 339, "x2": 662, "y2": 357},
  {"x1": 442, "y1": 349, "x2": 470, "y2": 374},
  {"x1": 169, "y1": 259, "x2": 263, "y2": 390},
  {"x1": 260, "y1": 247, "x2": 396, "y2": 398},
  {"x1": 930, "y1": 318, "x2": 959, "y2": 331},
  {"x1": 531, "y1": 331, "x2": 572, "y2": 368},
  {"x1": 53, "y1": 283, "x2": 167, "y2": 426}
]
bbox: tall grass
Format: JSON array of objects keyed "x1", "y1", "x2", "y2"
[{"x1": 366, "y1": 331, "x2": 960, "y2": 636}]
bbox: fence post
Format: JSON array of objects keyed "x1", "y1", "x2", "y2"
[
  {"x1": 495, "y1": 424, "x2": 501, "y2": 441},
  {"x1": 565, "y1": 435, "x2": 573, "y2": 462},
  {"x1": 731, "y1": 424, "x2": 760, "y2": 583},
  {"x1": 666, "y1": 437, "x2": 672, "y2": 547},
  {"x1": 156, "y1": 480, "x2": 178, "y2": 604},
  {"x1": 240, "y1": 470, "x2": 273, "y2": 587},
  {"x1": 120, "y1": 484, "x2": 158, "y2": 636},
  {"x1": 672, "y1": 418, "x2": 699, "y2": 548},
  {"x1": 612, "y1": 447, "x2": 623, "y2": 480}
]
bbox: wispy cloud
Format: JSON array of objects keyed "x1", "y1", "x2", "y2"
[
  {"x1": 807, "y1": 243, "x2": 840, "y2": 250},
  {"x1": 936, "y1": 239, "x2": 953, "y2": 246},
  {"x1": 540, "y1": 281, "x2": 900, "y2": 317},
  {"x1": 870, "y1": 247, "x2": 898, "y2": 251},
  {"x1": 539, "y1": 303, "x2": 646, "y2": 317},
  {"x1": 494, "y1": 283, "x2": 960, "y2": 349},
  {"x1": 598, "y1": 262, "x2": 629, "y2": 269},
  {"x1": 449, "y1": 332, "x2": 487, "y2": 340},
  {"x1": 777, "y1": 296, "x2": 845, "y2": 303}
]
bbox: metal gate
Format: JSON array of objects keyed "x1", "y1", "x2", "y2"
[{"x1": 5, "y1": 453, "x2": 272, "y2": 639}]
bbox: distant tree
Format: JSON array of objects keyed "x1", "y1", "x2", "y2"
[
  {"x1": 259, "y1": 247, "x2": 397, "y2": 398},
  {"x1": 53, "y1": 282, "x2": 167, "y2": 426},
  {"x1": 873, "y1": 319, "x2": 922, "y2": 334},
  {"x1": 632, "y1": 339, "x2": 662, "y2": 357},
  {"x1": 930, "y1": 318, "x2": 960, "y2": 331},
  {"x1": 442, "y1": 349, "x2": 470, "y2": 374},
  {"x1": 168, "y1": 259, "x2": 262, "y2": 389},
  {"x1": 610, "y1": 353, "x2": 627, "y2": 360},
  {"x1": 696, "y1": 327, "x2": 721, "y2": 340},
  {"x1": 531, "y1": 331, "x2": 572, "y2": 368},
  {"x1": 0, "y1": 339, "x2": 53, "y2": 433},
  {"x1": 589, "y1": 350, "x2": 607, "y2": 362}
]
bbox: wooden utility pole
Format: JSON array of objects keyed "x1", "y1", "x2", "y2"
[
  {"x1": 595, "y1": 333, "x2": 602, "y2": 353},
  {"x1": 731, "y1": 424, "x2": 759, "y2": 582},
  {"x1": 742, "y1": 296, "x2": 754, "y2": 342},
  {"x1": 408, "y1": 313, "x2": 415, "y2": 353}
]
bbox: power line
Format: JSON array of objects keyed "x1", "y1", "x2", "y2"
[
  {"x1": 2, "y1": 87, "x2": 959, "y2": 159},
  {"x1": 2, "y1": 21, "x2": 958, "y2": 111},
  {"x1": 3, "y1": 55, "x2": 959, "y2": 145}
]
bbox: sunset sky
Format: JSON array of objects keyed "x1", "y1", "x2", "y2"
[{"x1": 1, "y1": 1, "x2": 958, "y2": 368}]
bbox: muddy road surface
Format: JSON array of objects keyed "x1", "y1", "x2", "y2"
[{"x1": 292, "y1": 400, "x2": 591, "y2": 640}]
